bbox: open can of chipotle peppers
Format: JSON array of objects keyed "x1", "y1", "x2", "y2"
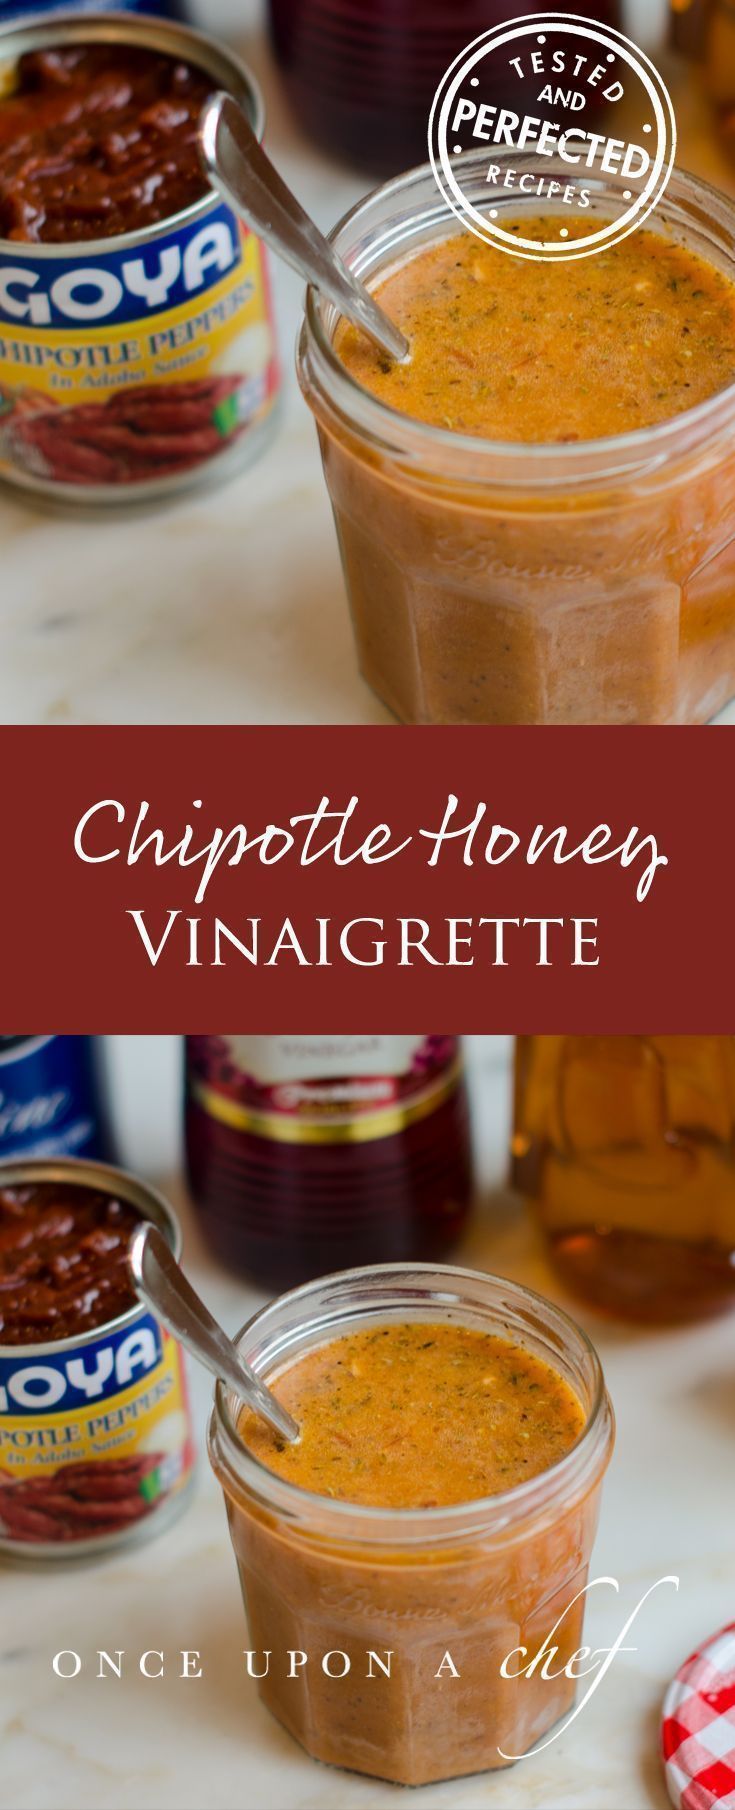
[
  {"x1": 0, "y1": 11, "x2": 280, "y2": 503},
  {"x1": 0, "y1": 1157, "x2": 196, "y2": 1558}
]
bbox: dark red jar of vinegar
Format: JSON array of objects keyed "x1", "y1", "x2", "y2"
[
  {"x1": 268, "y1": 0, "x2": 625, "y2": 175},
  {"x1": 184, "y1": 1036, "x2": 473, "y2": 1289}
]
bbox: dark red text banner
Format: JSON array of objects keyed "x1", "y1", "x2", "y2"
[{"x1": 1, "y1": 726, "x2": 730, "y2": 1031}]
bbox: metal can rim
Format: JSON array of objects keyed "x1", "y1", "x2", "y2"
[
  {"x1": 0, "y1": 8, "x2": 265, "y2": 256},
  {"x1": 0, "y1": 1154, "x2": 181, "y2": 1357}
]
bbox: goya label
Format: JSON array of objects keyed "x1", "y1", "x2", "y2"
[
  {"x1": 187, "y1": 1035, "x2": 463, "y2": 1143},
  {"x1": 0, "y1": 1311, "x2": 194, "y2": 1546},
  {"x1": 0, "y1": 198, "x2": 279, "y2": 489}
]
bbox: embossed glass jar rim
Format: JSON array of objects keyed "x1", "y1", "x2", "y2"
[
  {"x1": 208, "y1": 1262, "x2": 615, "y2": 1550},
  {"x1": 298, "y1": 151, "x2": 735, "y2": 494}
]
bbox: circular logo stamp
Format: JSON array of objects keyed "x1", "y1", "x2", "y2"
[{"x1": 428, "y1": 11, "x2": 676, "y2": 261}]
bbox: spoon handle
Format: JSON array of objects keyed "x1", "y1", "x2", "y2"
[
  {"x1": 200, "y1": 92, "x2": 410, "y2": 365},
  {"x1": 129, "y1": 1223, "x2": 299, "y2": 1445}
]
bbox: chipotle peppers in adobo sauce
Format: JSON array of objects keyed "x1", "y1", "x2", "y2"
[
  {"x1": 0, "y1": 1181, "x2": 141, "y2": 1344},
  {"x1": 0, "y1": 44, "x2": 213, "y2": 243}
]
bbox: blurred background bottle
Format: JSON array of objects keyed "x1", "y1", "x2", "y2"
[
  {"x1": 0, "y1": 1036, "x2": 114, "y2": 1165},
  {"x1": 184, "y1": 1034, "x2": 474, "y2": 1288},
  {"x1": 268, "y1": 0, "x2": 626, "y2": 175},
  {"x1": 671, "y1": 0, "x2": 735, "y2": 158},
  {"x1": 0, "y1": 1, "x2": 188, "y2": 18},
  {"x1": 512, "y1": 1035, "x2": 735, "y2": 1323}
]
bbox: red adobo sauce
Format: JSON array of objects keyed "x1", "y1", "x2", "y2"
[
  {"x1": 0, "y1": 44, "x2": 213, "y2": 243},
  {"x1": 0, "y1": 1182, "x2": 141, "y2": 1345}
]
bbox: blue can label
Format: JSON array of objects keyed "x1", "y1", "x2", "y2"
[
  {"x1": 0, "y1": 1313, "x2": 164, "y2": 1414},
  {"x1": 0, "y1": 1035, "x2": 107, "y2": 1161},
  {"x1": 0, "y1": 3, "x2": 185, "y2": 17},
  {"x1": 0, "y1": 202, "x2": 243, "y2": 332}
]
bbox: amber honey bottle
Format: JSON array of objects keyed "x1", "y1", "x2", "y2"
[
  {"x1": 671, "y1": 0, "x2": 735, "y2": 156},
  {"x1": 512, "y1": 1036, "x2": 735, "y2": 1322}
]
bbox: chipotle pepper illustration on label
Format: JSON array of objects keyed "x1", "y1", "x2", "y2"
[
  {"x1": 6, "y1": 376, "x2": 248, "y2": 486},
  {"x1": 0, "y1": 1453, "x2": 166, "y2": 1543}
]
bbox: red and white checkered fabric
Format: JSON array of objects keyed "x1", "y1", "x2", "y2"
[{"x1": 662, "y1": 1623, "x2": 735, "y2": 1810}]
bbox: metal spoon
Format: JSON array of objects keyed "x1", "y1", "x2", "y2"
[
  {"x1": 199, "y1": 92, "x2": 410, "y2": 365},
  {"x1": 128, "y1": 1222, "x2": 299, "y2": 1445}
]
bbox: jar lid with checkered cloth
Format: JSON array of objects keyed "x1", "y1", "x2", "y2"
[{"x1": 662, "y1": 1623, "x2": 735, "y2": 1809}]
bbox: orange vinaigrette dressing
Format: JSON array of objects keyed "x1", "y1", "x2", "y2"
[
  {"x1": 336, "y1": 216, "x2": 735, "y2": 442},
  {"x1": 240, "y1": 1321, "x2": 585, "y2": 1508}
]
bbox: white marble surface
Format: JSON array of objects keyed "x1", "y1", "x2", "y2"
[
  {"x1": 2, "y1": 1034, "x2": 735, "y2": 1810},
  {"x1": 0, "y1": 0, "x2": 733, "y2": 726}
]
